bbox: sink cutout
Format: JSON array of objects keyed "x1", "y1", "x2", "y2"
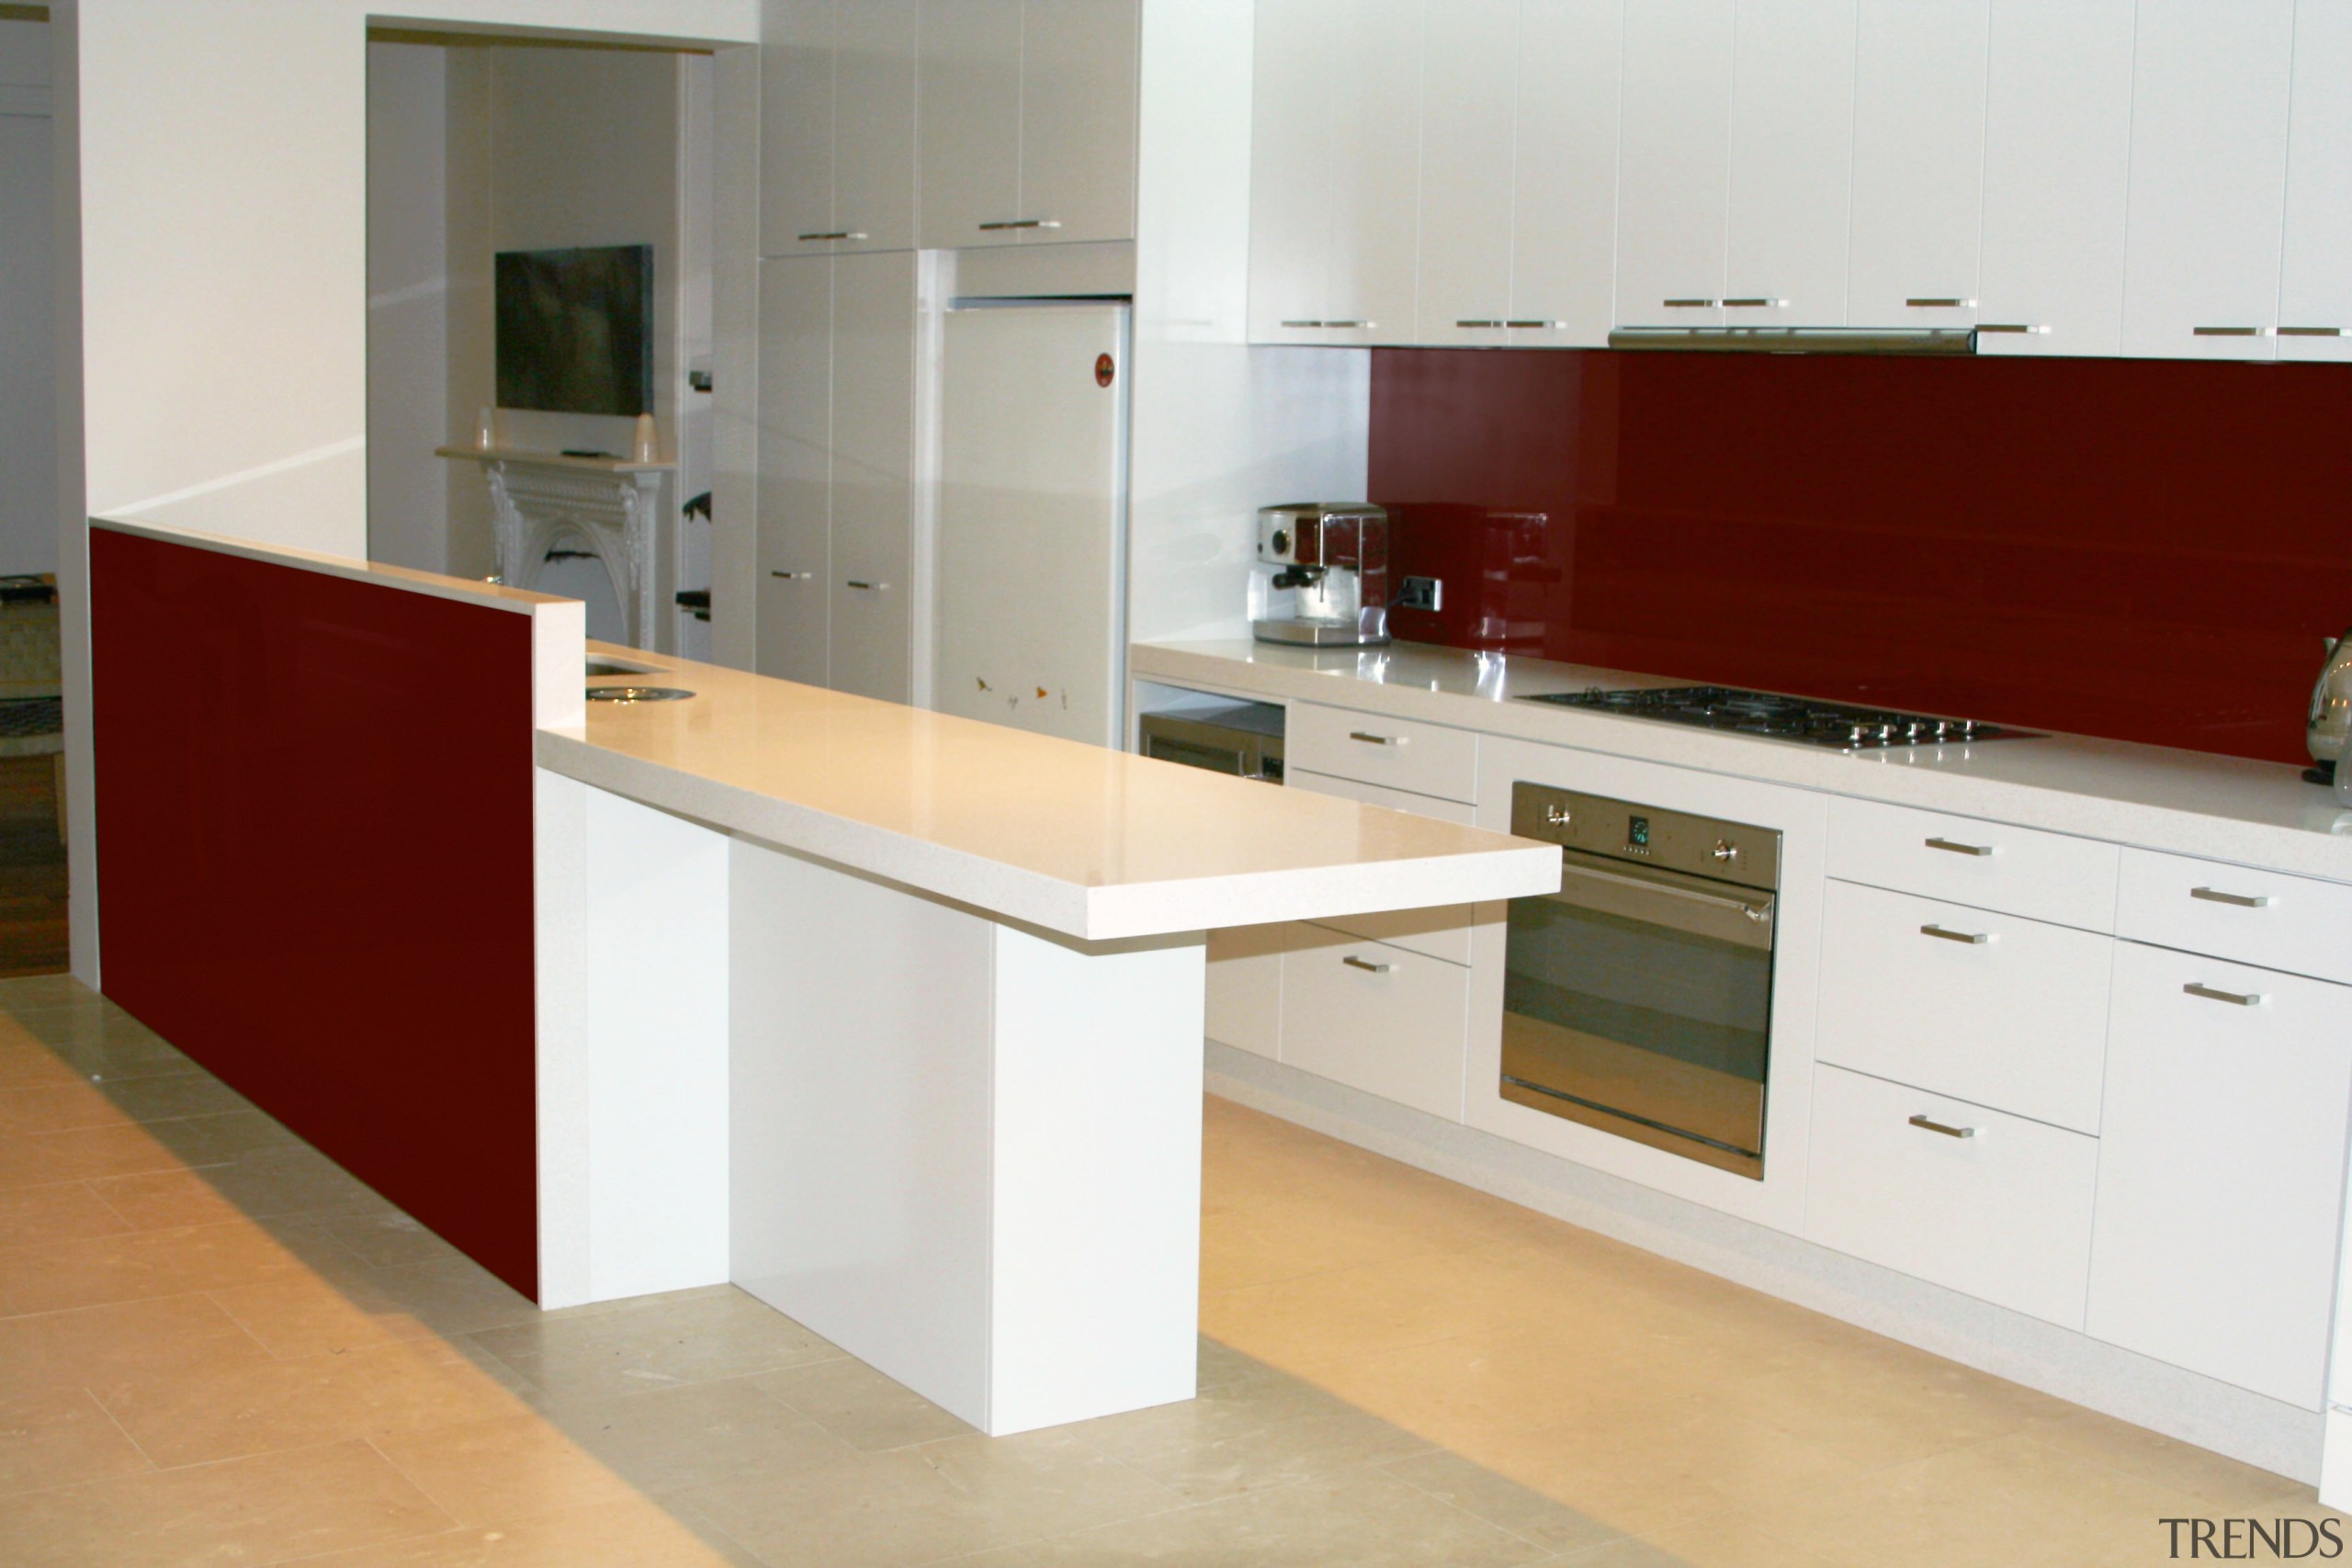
[
  {"x1": 587, "y1": 658, "x2": 665, "y2": 678},
  {"x1": 586, "y1": 685, "x2": 695, "y2": 703}
]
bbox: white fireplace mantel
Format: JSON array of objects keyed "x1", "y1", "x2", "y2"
[{"x1": 437, "y1": 446, "x2": 677, "y2": 651}]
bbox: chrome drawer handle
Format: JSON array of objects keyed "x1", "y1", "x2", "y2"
[
  {"x1": 770, "y1": 570, "x2": 812, "y2": 581},
  {"x1": 1924, "y1": 836, "x2": 1994, "y2": 857},
  {"x1": 1975, "y1": 323, "x2": 2049, "y2": 335},
  {"x1": 796, "y1": 230, "x2": 869, "y2": 242},
  {"x1": 1348, "y1": 731, "x2": 1396, "y2": 746},
  {"x1": 1723, "y1": 297, "x2": 1787, "y2": 309},
  {"x1": 1323, "y1": 320, "x2": 1374, "y2": 329},
  {"x1": 1341, "y1": 955, "x2": 1392, "y2": 975},
  {"x1": 978, "y1": 218, "x2": 1061, "y2": 231},
  {"x1": 1905, "y1": 297, "x2": 1975, "y2": 308},
  {"x1": 2185, "y1": 982, "x2": 2266, "y2": 1007},
  {"x1": 1456, "y1": 319, "x2": 1507, "y2": 329},
  {"x1": 1662, "y1": 298, "x2": 1716, "y2": 309},
  {"x1": 1280, "y1": 320, "x2": 1327, "y2": 328},
  {"x1": 2192, "y1": 325, "x2": 2271, "y2": 337},
  {"x1": 2279, "y1": 326, "x2": 2345, "y2": 337},
  {"x1": 1908, "y1": 1113, "x2": 1976, "y2": 1139},
  {"x1": 1919, "y1": 923, "x2": 1990, "y2": 945},
  {"x1": 1504, "y1": 320, "x2": 1556, "y2": 329},
  {"x1": 844, "y1": 580, "x2": 887, "y2": 592},
  {"x1": 2190, "y1": 886, "x2": 2273, "y2": 908}
]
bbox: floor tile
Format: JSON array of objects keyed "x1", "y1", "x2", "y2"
[
  {"x1": 1066, "y1": 1366, "x2": 1432, "y2": 1503},
  {"x1": 271, "y1": 1495, "x2": 769, "y2": 1567},
  {"x1": 312, "y1": 1208, "x2": 478, "y2": 1269},
  {"x1": 210, "y1": 1254, "x2": 543, "y2": 1359},
  {"x1": 90, "y1": 1139, "x2": 398, "y2": 1231},
  {"x1": 1380, "y1": 1450, "x2": 1635, "y2": 1557},
  {"x1": 0, "y1": 1292, "x2": 277, "y2": 1393},
  {"x1": 1200, "y1": 1253, "x2": 1533, "y2": 1367},
  {"x1": 0, "y1": 1071, "x2": 253, "y2": 1134},
  {"x1": 0, "y1": 1214, "x2": 316, "y2": 1315},
  {"x1": 2023, "y1": 1407, "x2": 2306, "y2": 1512},
  {"x1": 0, "y1": 1437, "x2": 455, "y2": 1568},
  {"x1": 545, "y1": 1376, "x2": 863, "y2": 1493},
  {"x1": 1557, "y1": 1512, "x2": 1848, "y2": 1568},
  {"x1": 0, "y1": 1121, "x2": 222, "y2": 1190},
  {"x1": 0, "y1": 1382, "x2": 153, "y2": 1498},
  {"x1": 93, "y1": 1336, "x2": 538, "y2": 1468},
  {"x1": 469, "y1": 1287, "x2": 845, "y2": 1402},
  {"x1": 1017, "y1": 1466, "x2": 1549, "y2": 1567},
  {"x1": 754, "y1": 1354, "x2": 979, "y2": 1452},
  {"x1": 371, "y1": 1412, "x2": 646, "y2": 1528},
  {"x1": 683, "y1": 1427, "x2": 1186, "y2": 1568},
  {"x1": 0, "y1": 1180, "x2": 131, "y2": 1247}
]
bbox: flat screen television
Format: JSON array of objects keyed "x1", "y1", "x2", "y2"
[{"x1": 494, "y1": 244, "x2": 654, "y2": 417}]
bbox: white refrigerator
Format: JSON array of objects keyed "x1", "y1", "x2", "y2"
[{"x1": 933, "y1": 300, "x2": 1132, "y2": 750}]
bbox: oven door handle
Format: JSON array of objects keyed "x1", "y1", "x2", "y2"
[{"x1": 1544, "y1": 858, "x2": 1777, "y2": 947}]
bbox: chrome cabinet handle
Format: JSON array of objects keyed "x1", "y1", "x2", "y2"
[
  {"x1": 796, "y1": 230, "x2": 869, "y2": 242},
  {"x1": 1975, "y1": 322, "x2": 2048, "y2": 334},
  {"x1": 1280, "y1": 319, "x2": 1326, "y2": 328},
  {"x1": 1348, "y1": 731, "x2": 1397, "y2": 746},
  {"x1": 1919, "y1": 923, "x2": 1991, "y2": 945},
  {"x1": 2279, "y1": 326, "x2": 2345, "y2": 337},
  {"x1": 978, "y1": 218, "x2": 1061, "y2": 231},
  {"x1": 844, "y1": 580, "x2": 887, "y2": 592},
  {"x1": 1723, "y1": 297, "x2": 1787, "y2": 309},
  {"x1": 1324, "y1": 320, "x2": 1373, "y2": 328},
  {"x1": 1456, "y1": 319, "x2": 1507, "y2": 328},
  {"x1": 1906, "y1": 297, "x2": 1976, "y2": 308},
  {"x1": 1662, "y1": 299, "x2": 1716, "y2": 308},
  {"x1": 2190, "y1": 886, "x2": 2274, "y2": 908},
  {"x1": 1341, "y1": 955, "x2": 1392, "y2": 974},
  {"x1": 1908, "y1": 1113, "x2": 1976, "y2": 1140},
  {"x1": 1924, "y1": 836, "x2": 1994, "y2": 857},
  {"x1": 2185, "y1": 982, "x2": 2266, "y2": 1007},
  {"x1": 1505, "y1": 320, "x2": 1555, "y2": 329},
  {"x1": 2192, "y1": 326, "x2": 2271, "y2": 337},
  {"x1": 770, "y1": 570, "x2": 812, "y2": 581}
]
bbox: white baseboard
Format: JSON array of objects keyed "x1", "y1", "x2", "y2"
[{"x1": 1207, "y1": 1042, "x2": 2323, "y2": 1485}]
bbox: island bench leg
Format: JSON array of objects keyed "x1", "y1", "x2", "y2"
[{"x1": 729, "y1": 836, "x2": 1206, "y2": 1437}]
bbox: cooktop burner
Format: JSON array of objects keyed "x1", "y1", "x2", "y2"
[{"x1": 1522, "y1": 685, "x2": 2039, "y2": 750}]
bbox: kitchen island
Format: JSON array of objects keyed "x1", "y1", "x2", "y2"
[{"x1": 532, "y1": 645, "x2": 1559, "y2": 1438}]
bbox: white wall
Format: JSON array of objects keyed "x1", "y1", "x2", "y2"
[
  {"x1": 0, "y1": 14, "x2": 53, "y2": 577},
  {"x1": 368, "y1": 40, "x2": 452, "y2": 576},
  {"x1": 1127, "y1": 0, "x2": 1369, "y2": 647},
  {"x1": 54, "y1": 0, "x2": 758, "y2": 983}
]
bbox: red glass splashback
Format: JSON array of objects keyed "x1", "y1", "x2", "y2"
[{"x1": 1369, "y1": 348, "x2": 2352, "y2": 763}]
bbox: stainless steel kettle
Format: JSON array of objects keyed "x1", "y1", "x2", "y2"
[{"x1": 2310, "y1": 626, "x2": 2352, "y2": 774}]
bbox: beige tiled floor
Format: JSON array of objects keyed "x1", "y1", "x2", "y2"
[{"x1": 0, "y1": 976, "x2": 2335, "y2": 1565}]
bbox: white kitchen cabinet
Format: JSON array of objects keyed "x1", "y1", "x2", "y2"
[
  {"x1": 759, "y1": 0, "x2": 918, "y2": 258},
  {"x1": 1723, "y1": 0, "x2": 1859, "y2": 328},
  {"x1": 1846, "y1": 0, "x2": 1989, "y2": 329},
  {"x1": 1245, "y1": 0, "x2": 1336, "y2": 344},
  {"x1": 754, "y1": 253, "x2": 917, "y2": 702},
  {"x1": 2121, "y1": 0, "x2": 2297, "y2": 361},
  {"x1": 1207, "y1": 923, "x2": 1287, "y2": 1060},
  {"x1": 2278, "y1": 0, "x2": 2352, "y2": 361},
  {"x1": 1807, "y1": 1064, "x2": 2098, "y2": 1328},
  {"x1": 1322, "y1": 0, "x2": 1422, "y2": 345},
  {"x1": 1414, "y1": 0, "x2": 1519, "y2": 347},
  {"x1": 1510, "y1": 0, "x2": 1624, "y2": 347},
  {"x1": 1286, "y1": 702, "x2": 1478, "y2": 804},
  {"x1": 1615, "y1": 0, "x2": 1735, "y2": 327},
  {"x1": 916, "y1": 0, "x2": 1137, "y2": 251},
  {"x1": 826, "y1": 252, "x2": 917, "y2": 704},
  {"x1": 755, "y1": 255, "x2": 831, "y2": 685},
  {"x1": 1287, "y1": 769, "x2": 1477, "y2": 964},
  {"x1": 2087, "y1": 942, "x2": 2352, "y2": 1409},
  {"x1": 1283, "y1": 923, "x2": 1471, "y2": 1121},
  {"x1": 1975, "y1": 0, "x2": 2136, "y2": 355}
]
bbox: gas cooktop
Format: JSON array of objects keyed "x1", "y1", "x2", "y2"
[{"x1": 1522, "y1": 685, "x2": 2039, "y2": 750}]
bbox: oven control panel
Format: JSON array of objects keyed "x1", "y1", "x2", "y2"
[{"x1": 1510, "y1": 783, "x2": 1781, "y2": 892}]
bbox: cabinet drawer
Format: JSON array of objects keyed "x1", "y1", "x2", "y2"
[
  {"x1": 2115, "y1": 848, "x2": 2352, "y2": 986},
  {"x1": 1287, "y1": 769, "x2": 1476, "y2": 964},
  {"x1": 1287, "y1": 703, "x2": 1478, "y2": 804},
  {"x1": 2087, "y1": 942, "x2": 2352, "y2": 1409},
  {"x1": 1826, "y1": 796, "x2": 2118, "y2": 931},
  {"x1": 1806, "y1": 1065, "x2": 2097, "y2": 1328},
  {"x1": 1205, "y1": 923, "x2": 1287, "y2": 1060},
  {"x1": 1282, "y1": 926, "x2": 1470, "y2": 1121},
  {"x1": 1817, "y1": 880, "x2": 2111, "y2": 1133}
]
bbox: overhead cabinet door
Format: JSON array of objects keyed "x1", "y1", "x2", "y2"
[
  {"x1": 1846, "y1": 0, "x2": 1989, "y2": 329},
  {"x1": 1323, "y1": 0, "x2": 1422, "y2": 344},
  {"x1": 1246, "y1": 0, "x2": 1339, "y2": 343},
  {"x1": 2120, "y1": 0, "x2": 2296, "y2": 360},
  {"x1": 761, "y1": 0, "x2": 917, "y2": 256},
  {"x1": 1975, "y1": 0, "x2": 2135, "y2": 355},
  {"x1": 2278, "y1": 0, "x2": 2352, "y2": 361},
  {"x1": 1510, "y1": 0, "x2": 1623, "y2": 347},
  {"x1": 1019, "y1": 0, "x2": 1139, "y2": 245},
  {"x1": 1723, "y1": 0, "x2": 1859, "y2": 328},
  {"x1": 1616, "y1": 0, "x2": 1735, "y2": 327},
  {"x1": 1414, "y1": 0, "x2": 1520, "y2": 347},
  {"x1": 760, "y1": 0, "x2": 836, "y2": 258},
  {"x1": 916, "y1": 0, "x2": 1023, "y2": 246}
]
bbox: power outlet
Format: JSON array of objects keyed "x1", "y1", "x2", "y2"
[{"x1": 1397, "y1": 575, "x2": 1443, "y2": 613}]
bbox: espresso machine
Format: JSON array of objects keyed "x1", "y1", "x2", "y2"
[{"x1": 1251, "y1": 502, "x2": 1392, "y2": 648}]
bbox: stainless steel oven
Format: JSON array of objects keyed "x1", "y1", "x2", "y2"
[
  {"x1": 1138, "y1": 705, "x2": 1285, "y2": 783},
  {"x1": 1502, "y1": 783, "x2": 1781, "y2": 1179}
]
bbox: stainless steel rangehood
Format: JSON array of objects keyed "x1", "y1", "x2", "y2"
[{"x1": 1605, "y1": 326, "x2": 1979, "y2": 355}]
